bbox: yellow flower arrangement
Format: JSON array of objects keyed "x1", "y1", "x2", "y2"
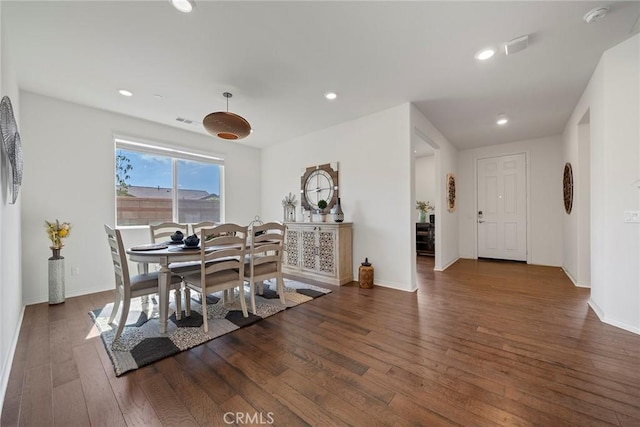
[{"x1": 45, "y1": 219, "x2": 71, "y2": 249}]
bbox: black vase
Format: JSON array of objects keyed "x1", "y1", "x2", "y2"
[{"x1": 332, "y1": 198, "x2": 344, "y2": 222}]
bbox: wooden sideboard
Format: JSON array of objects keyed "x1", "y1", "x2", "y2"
[{"x1": 283, "y1": 222, "x2": 353, "y2": 286}]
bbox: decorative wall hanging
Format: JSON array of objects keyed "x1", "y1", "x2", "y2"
[
  {"x1": 563, "y1": 162, "x2": 573, "y2": 214},
  {"x1": 446, "y1": 173, "x2": 456, "y2": 213},
  {"x1": 300, "y1": 163, "x2": 339, "y2": 212},
  {"x1": 0, "y1": 96, "x2": 23, "y2": 204}
]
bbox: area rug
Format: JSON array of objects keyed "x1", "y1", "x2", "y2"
[{"x1": 89, "y1": 279, "x2": 331, "y2": 376}]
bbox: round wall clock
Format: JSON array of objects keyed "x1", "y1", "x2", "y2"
[
  {"x1": 300, "y1": 163, "x2": 339, "y2": 211},
  {"x1": 563, "y1": 162, "x2": 573, "y2": 214}
]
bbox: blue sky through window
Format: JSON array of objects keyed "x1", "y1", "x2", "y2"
[{"x1": 117, "y1": 150, "x2": 220, "y2": 195}]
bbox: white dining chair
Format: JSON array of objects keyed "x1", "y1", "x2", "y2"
[
  {"x1": 148, "y1": 221, "x2": 190, "y2": 316},
  {"x1": 149, "y1": 221, "x2": 189, "y2": 245},
  {"x1": 244, "y1": 222, "x2": 287, "y2": 314},
  {"x1": 104, "y1": 224, "x2": 182, "y2": 341},
  {"x1": 182, "y1": 223, "x2": 249, "y2": 332},
  {"x1": 190, "y1": 221, "x2": 217, "y2": 237}
]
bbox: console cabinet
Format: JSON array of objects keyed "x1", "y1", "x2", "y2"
[
  {"x1": 416, "y1": 223, "x2": 435, "y2": 256},
  {"x1": 283, "y1": 222, "x2": 353, "y2": 286}
]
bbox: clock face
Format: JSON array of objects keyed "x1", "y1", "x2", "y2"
[
  {"x1": 304, "y1": 170, "x2": 334, "y2": 209},
  {"x1": 300, "y1": 163, "x2": 339, "y2": 211}
]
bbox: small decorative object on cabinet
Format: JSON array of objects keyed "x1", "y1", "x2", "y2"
[
  {"x1": 312, "y1": 199, "x2": 328, "y2": 222},
  {"x1": 416, "y1": 200, "x2": 433, "y2": 223},
  {"x1": 416, "y1": 222, "x2": 435, "y2": 256},
  {"x1": 281, "y1": 192, "x2": 297, "y2": 222},
  {"x1": 283, "y1": 222, "x2": 352, "y2": 286},
  {"x1": 331, "y1": 197, "x2": 344, "y2": 222}
]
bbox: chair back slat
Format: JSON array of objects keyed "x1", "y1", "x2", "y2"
[
  {"x1": 149, "y1": 222, "x2": 188, "y2": 243},
  {"x1": 200, "y1": 224, "x2": 248, "y2": 280},
  {"x1": 104, "y1": 224, "x2": 131, "y2": 298},
  {"x1": 190, "y1": 221, "x2": 217, "y2": 237}
]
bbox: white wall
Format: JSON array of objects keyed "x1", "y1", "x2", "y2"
[
  {"x1": 563, "y1": 34, "x2": 640, "y2": 334},
  {"x1": 20, "y1": 92, "x2": 262, "y2": 304},
  {"x1": 411, "y1": 105, "x2": 459, "y2": 272},
  {"x1": 261, "y1": 104, "x2": 415, "y2": 291},
  {"x1": 415, "y1": 155, "x2": 435, "y2": 221},
  {"x1": 457, "y1": 135, "x2": 564, "y2": 267},
  {"x1": 0, "y1": 3, "x2": 24, "y2": 413}
]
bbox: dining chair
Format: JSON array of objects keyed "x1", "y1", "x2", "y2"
[
  {"x1": 104, "y1": 224, "x2": 182, "y2": 341},
  {"x1": 148, "y1": 221, "x2": 192, "y2": 311},
  {"x1": 149, "y1": 221, "x2": 189, "y2": 244},
  {"x1": 244, "y1": 222, "x2": 287, "y2": 314},
  {"x1": 190, "y1": 221, "x2": 217, "y2": 237},
  {"x1": 182, "y1": 223, "x2": 249, "y2": 332}
]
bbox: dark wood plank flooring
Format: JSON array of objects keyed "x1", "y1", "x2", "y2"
[{"x1": 3, "y1": 257, "x2": 640, "y2": 426}]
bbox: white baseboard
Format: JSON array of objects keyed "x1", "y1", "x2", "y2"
[
  {"x1": 588, "y1": 299, "x2": 640, "y2": 335},
  {"x1": 374, "y1": 279, "x2": 418, "y2": 292},
  {"x1": 588, "y1": 298, "x2": 605, "y2": 320},
  {"x1": 23, "y1": 283, "x2": 113, "y2": 306},
  {"x1": 562, "y1": 268, "x2": 591, "y2": 288},
  {"x1": 576, "y1": 280, "x2": 591, "y2": 288},
  {"x1": 435, "y1": 256, "x2": 460, "y2": 272},
  {"x1": 0, "y1": 305, "x2": 26, "y2": 416},
  {"x1": 562, "y1": 267, "x2": 578, "y2": 286}
]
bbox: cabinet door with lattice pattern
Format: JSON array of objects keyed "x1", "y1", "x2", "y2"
[
  {"x1": 317, "y1": 229, "x2": 336, "y2": 275},
  {"x1": 283, "y1": 229, "x2": 300, "y2": 268},
  {"x1": 301, "y1": 230, "x2": 317, "y2": 270}
]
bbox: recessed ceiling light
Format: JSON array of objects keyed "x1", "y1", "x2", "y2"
[
  {"x1": 474, "y1": 48, "x2": 496, "y2": 61},
  {"x1": 325, "y1": 92, "x2": 337, "y2": 100},
  {"x1": 171, "y1": 0, "x2": 194, "y2": 13},
  {"x1": 583, "y1": 6, "x2": 609, "y2": 23},
  {"x1": 496, "y1": 114, "x2": 509, "y2": 125},
  {"x1": 118, "y1": 89, "x2": 133, "y2": 97}
]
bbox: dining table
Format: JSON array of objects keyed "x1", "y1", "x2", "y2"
[
  {"x1": 126, "y1": 238, "x2": 269, "y2": 334},
  {"x1": 126, "y1": 242, "x2": 209, "y2": 334}
]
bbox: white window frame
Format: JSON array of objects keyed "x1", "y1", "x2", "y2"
[{"x1": 114, "y1": 137, "x2": 225, "y2": 227}]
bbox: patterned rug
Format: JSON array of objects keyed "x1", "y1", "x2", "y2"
[{"x1": 89, "y1": 279, "x2": 331, "y2": 376}]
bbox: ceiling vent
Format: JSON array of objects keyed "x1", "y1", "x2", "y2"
[
  {"x1": 504, "y1": 35, "x2": 529, "y2": 55},
  {"x1": 583, "y1": 7, "x2": 609, "y2": 23}
]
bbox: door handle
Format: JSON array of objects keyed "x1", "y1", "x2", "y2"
[{"x1": 478, "y1": 220, "x2": 485, "y2": 223}]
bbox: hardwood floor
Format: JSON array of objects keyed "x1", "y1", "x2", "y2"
[{"x1": 3, "y1": 257, "x2": 640, "y2": 426}]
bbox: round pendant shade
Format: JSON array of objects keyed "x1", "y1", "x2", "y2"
[
  {"x1": 203, "y1": 111, "x2": 251, "y2": 140},
  {"x1": 203, "y1": 92, "x2": 251, "y2": 140}
]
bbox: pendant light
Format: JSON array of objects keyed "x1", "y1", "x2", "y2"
[{"x1": 203, "y1": 92, "x2": 252, "y2": 140}]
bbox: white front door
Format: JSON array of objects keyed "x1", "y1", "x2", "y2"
[{"x1": 477, "y1": 153, "x2": 527, "y2": 261}]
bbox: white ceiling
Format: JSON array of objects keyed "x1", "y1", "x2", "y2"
[{"x1": 4, "y1": 1, "x2": 639, "y2": 150}]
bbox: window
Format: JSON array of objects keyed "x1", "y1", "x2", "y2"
[{"x1": 115, "y1": 139, "x2": 223, "y2": 226}]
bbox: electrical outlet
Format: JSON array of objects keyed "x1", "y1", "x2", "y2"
[
  {"x1": 623, "y1": 211, "x2": 640, "y2": 223},
  {"x1": 71, "y1": 267, "x2": 80, "y2": 275}
]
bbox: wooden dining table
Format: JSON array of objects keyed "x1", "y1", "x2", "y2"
[{"x1": 126, "y1": 243, "x2": 210, "y2": 333}]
